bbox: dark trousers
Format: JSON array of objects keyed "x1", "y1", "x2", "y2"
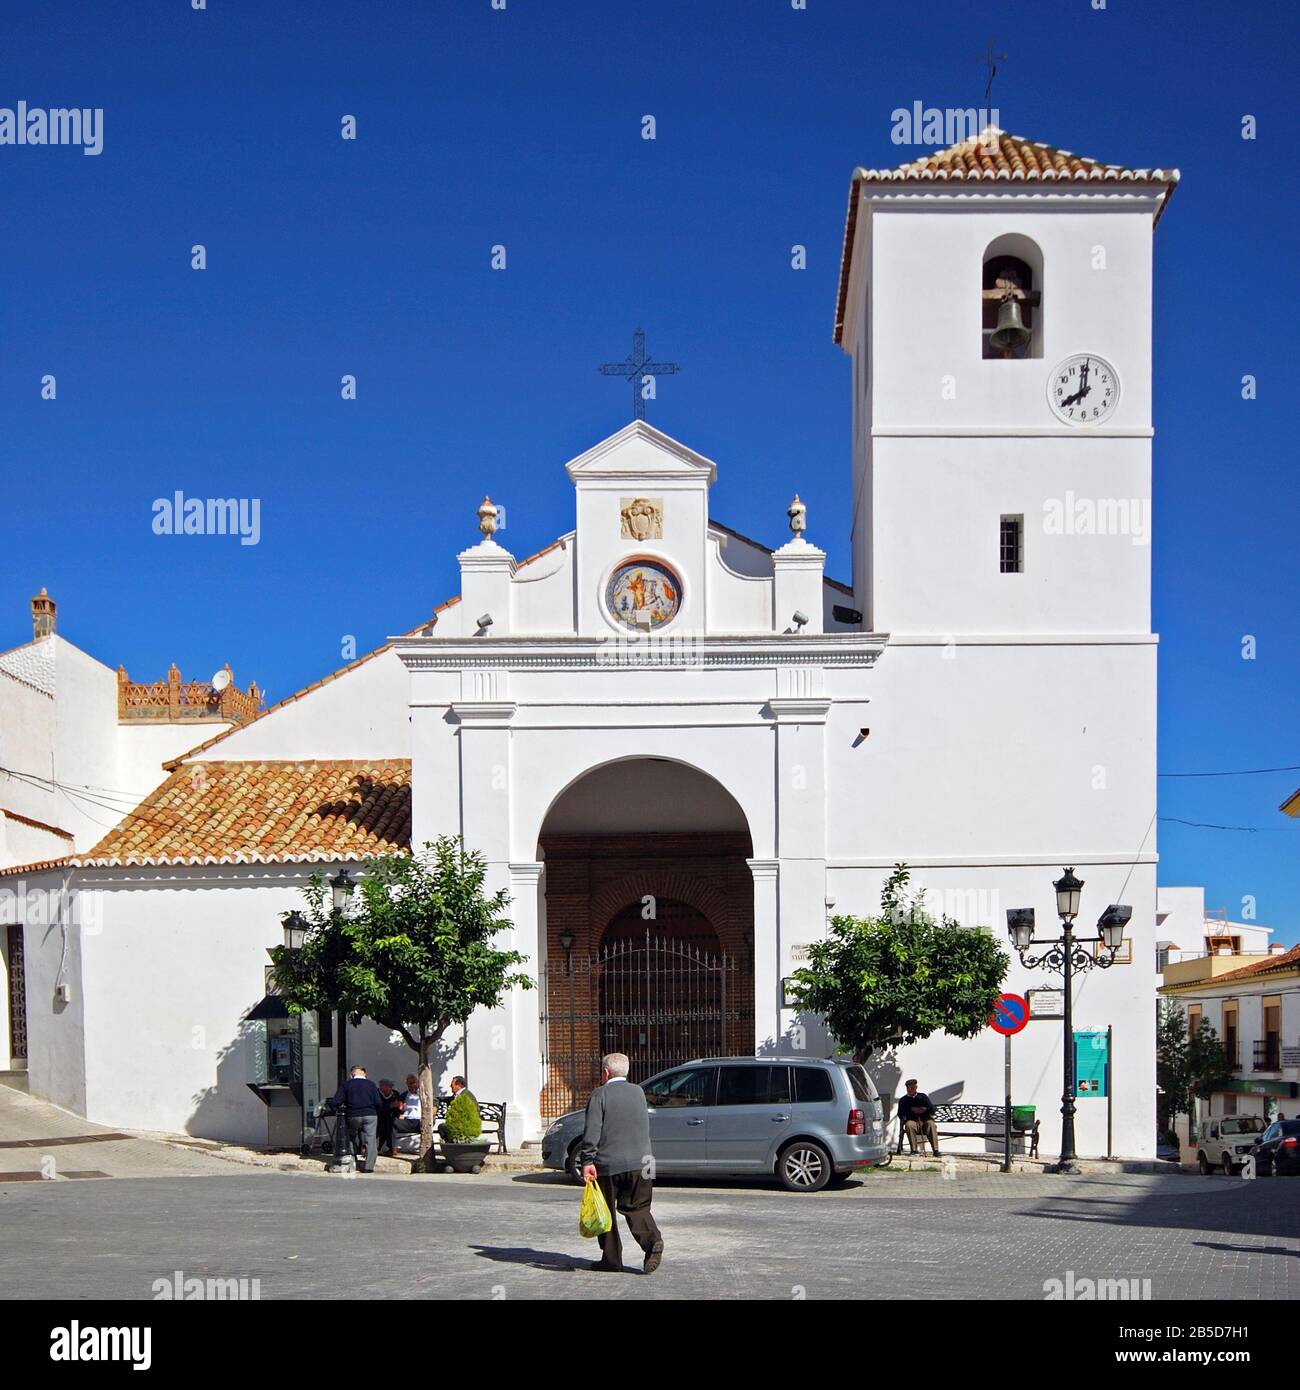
[
  {"x1": 347, "y1": 1114, "x2": 378, "y2": 1171},
  {"x1": 596, "y1": 1170, "x2": 662, "y2": 1271}
]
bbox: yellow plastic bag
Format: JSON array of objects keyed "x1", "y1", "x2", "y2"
[{"x1": 579, "y1": 1179, "x2": 612, "y2": 1238}]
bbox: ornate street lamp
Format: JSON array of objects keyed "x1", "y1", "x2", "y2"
[
  {"x1": 330, "y1": 867, "x2": 356, "y2": 915},
  {"x1": 1006, "y1": 870, "x2": 1131, "y2": 1174},
  {"x1": 281, "y1": 910, "x2": 308, "y2": 952},
  {"x1": 327, "y1": 867, "x2": 358, "y2": 1128}
]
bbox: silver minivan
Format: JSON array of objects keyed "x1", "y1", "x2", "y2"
[{"x1": 541, "y1": 1056, "x2": 889, "y2": 1192}]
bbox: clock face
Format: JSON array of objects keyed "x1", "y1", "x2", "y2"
[
  {"x1": 1048, "y1": 354, "x2": 1120, "y2": 426},
  {"x1": 606, "y1": 559, "x2": 682, "y2": 630}
]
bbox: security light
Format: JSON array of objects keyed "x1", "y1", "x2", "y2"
[{"x1": 1097, "y1": 904, "x2": 1132, "y2": 951}]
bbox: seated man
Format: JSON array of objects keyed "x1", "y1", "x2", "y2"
[
  {"x1": 437, "y1": 1075, "x2": 476, "y2": 1144},
  {"x1": 376, "y1": 1078, "x2": 402, "y2": 1155},
  {"x1": 391, "y1": 1072, "x2": 422, "y2": 1150},
  {"x1": 897, "y1": 1078, "x2": 940, "y2": 1155}
]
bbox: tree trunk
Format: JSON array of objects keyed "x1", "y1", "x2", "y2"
[{"x1": 418, "y1": 1035, "x2": 438, "y2": 1173}]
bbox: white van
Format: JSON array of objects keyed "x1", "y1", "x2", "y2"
[{"x1": 1197, "y1": 1115, "x2": 1266, "y2": 1174}]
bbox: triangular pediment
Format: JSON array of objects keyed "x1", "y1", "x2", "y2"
[{"x1": 564, "y1": 421, "x2": 717, "y2": 484}]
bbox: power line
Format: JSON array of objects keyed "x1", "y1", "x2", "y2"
[
  {"x1": 1159, "y1": 764, "x2": 1300, "y2": 779},
  {"x1": 1159, "y1": 816, "x2": 1294, "y2": 834}
]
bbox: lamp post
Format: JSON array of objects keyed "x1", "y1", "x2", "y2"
[
  {"x1": 328, "y1": 867, "x2": 356, "y2": 1090},
  {"x1": 559, "y1": 929, "x2": 577, "y2": 1109},
  {"x1": 1006, "y1": 869, "x2": 1131, "y2": 1174}
]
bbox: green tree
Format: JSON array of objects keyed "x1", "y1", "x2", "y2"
[
  {"x1": 1186, "y1": 1019, "x2": 1232, "y2": 1125},
  {"x1": 270, "y1": 837, "x2": 533, "y2": 1168},
  {"x1": 788, "y1": 865, "x2": 1009, "y2": 1063},
  {"x1": 1155, "y1": 998, "x2": 1189, "y2": 1138}
]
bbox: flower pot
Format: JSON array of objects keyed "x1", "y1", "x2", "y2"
[{"x1": 441, "y1": 1140, "x2": 491, "y2": 1174}]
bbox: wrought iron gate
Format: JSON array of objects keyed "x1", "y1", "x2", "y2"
[
  {"x1": 6, "y1": 925, "x2": 27, "y2": 1063},
  {"x1": 541, "y1": 931, "x2": 741, "y2": 1120}
]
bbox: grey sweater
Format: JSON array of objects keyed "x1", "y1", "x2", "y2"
[{"x1": 579, "y1": 1079, "x2": 652, "y2": 1177}]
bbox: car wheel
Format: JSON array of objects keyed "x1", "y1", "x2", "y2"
[
  {"x1": 778, "y1": 1139, "x2": 833, "y2": 1193},
  {"x1": 566, "y1": 1139, "x2": 585, "y2": 1184},
  {"x1": 1197, "y1": 1152, "x2": 1210, "y2": 1174},
  {"x1": 1222, "y1": 1153, "x2": 1234, "y2": 1177}
]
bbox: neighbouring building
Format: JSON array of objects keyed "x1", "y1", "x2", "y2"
[
  {"x1": 1156, "y1": 886, "x2": 1273, "y2": 973},
  {"x1": 1160, "y1": 943, "x2": 1300, "y2": 1147},
  {"x1": 0, "y1": 590, "x2": 261, "y2": 1071},
  {"x1": 4, "y1": 128, "x2": 1178, "y2": 1157}
]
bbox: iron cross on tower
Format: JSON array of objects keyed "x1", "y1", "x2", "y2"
[
  {"x1": 978, "y1": 38, "x2": 1008, "y2": 105},
  {"x1": 599, "y1": 328, "x2": 679, "y2": 420}
]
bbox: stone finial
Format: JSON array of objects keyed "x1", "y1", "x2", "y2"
[
  {"x1": 31, "y1": 587, "x2": 56, "y2": 640},
  {"x1": 477, "y1": 496, "x2": 499, "y2": 537},
  {"x1": 787, "y1": 494, "x2": 807, "y2": 536}
]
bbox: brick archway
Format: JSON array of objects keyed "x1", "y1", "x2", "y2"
[
  {"x1": 539, "y1": 838, "x2": 755, "y2": 1120},
  {"x1": 536, "y1": 758, "x2": 756, "y2": 1120}
]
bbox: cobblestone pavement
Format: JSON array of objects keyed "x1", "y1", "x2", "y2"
[
  {"x1": 2, "y1": 1084, "x2": 1295, "y2": 1301},
  {"x1": 2, "y1": 1163, "x2": 1296, "y2": 1300}
]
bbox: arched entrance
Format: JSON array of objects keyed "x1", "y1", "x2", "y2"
[{"x1": 538, "y1": 759, "x2": 755, "y2": 1119}]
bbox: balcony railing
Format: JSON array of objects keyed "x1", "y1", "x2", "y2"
[{"x1": 1253, "y1": 1039, "x2": 1282, "y2": 1072}]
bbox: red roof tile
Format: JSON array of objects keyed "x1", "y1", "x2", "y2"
[{"x1": 79, "y1": 760, "x2": 411, "y2": 866}]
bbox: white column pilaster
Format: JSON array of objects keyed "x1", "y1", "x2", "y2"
[{"x1": 748, "y1": 859, "x2": 780, "y2": 1051}]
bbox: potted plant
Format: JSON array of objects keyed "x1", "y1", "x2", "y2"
[{"x1": 440, "y1": 1090, "x2": 490, "y2": 1173}]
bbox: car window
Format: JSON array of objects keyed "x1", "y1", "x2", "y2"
[
  {"x1": 1224, "y1": 1117, "x2": 1264, "y2": 1135},
  {"x1": 643, "y1": 1067, "x2": 716, "y2": 1108},
  {"x1": 846, "y1": 1065, "x2": 878, "y2": 1102},
  {"x1": 794, "y1": 1067, "x2": 835, "y2": 1103},
  {"x1": 1281, "y1": 1121, "x2": 1300, "y2": 1136},
  {"x1": 1261, "y1": 1124, "x2": 1279, "y2": 1142},
  {"x1": 718, "y1": 1065, "x2": 790, "y2": 1106}
]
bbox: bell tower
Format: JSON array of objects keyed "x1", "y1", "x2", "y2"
[{"x1": 834, "y1": 127, "x2": 1178, "y2": 637}]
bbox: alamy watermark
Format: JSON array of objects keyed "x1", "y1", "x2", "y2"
[
  {"x1": 1043, "y1": 492, "x2": 1151, "y2": 546},
  {"x1": 152, "y1": 1270, "x2": 261, "y2": 1300},
  {"x1": 0, "y1": 102, "x2": 103, "y2": 156},
  {"x1": 152, "y1": 492, "x2": 261, "y2": 546},
  {"x1": 890, "y1": 103, "x2": 999, "y2": 148},
  {"x1": 1043, "y1": 1269, "x2": 1152, "y2": 1300}
]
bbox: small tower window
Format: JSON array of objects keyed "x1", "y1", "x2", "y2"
[
  {"x1": 981, "y1": 235, "x2": 1043, "y2": 360},
  {"x1": 1000, "y1": 515, "x2": 1023, "y2": 573}
]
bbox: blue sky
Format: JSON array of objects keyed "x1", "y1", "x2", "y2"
[{"x1": 1, "y1": 1, "x2": 1296, "y2": 937}]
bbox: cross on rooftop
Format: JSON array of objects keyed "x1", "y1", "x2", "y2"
[
  {"x1": 598, "y1": 328, "x2": 679, "y2": 420},
  {"x1": 977, "y1": 38, "x2": 1008, "y2": 105}
]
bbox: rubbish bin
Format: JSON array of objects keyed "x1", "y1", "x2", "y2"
[{"x1": 1011, "y1": 1105, "x2": 1036, "y2": 1133}]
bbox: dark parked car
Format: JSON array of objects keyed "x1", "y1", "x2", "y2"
[{"x1": 1252, "y1": 1119, "x2": 1300, "y2": 1176}]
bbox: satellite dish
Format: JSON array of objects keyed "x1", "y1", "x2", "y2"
[{"x1": 211, "y1": 669, "x2": 232, "y2": 691}]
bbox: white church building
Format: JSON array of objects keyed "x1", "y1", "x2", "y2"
[{"x1": 2, "y1": 129, "x2": 1178, "y2": 1159}]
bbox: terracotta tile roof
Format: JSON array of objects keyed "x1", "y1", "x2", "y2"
[
  {"x1": 1207, "y1": 943, "x2": 1300, "y2": 984},
  {"x1": 834, "y1": 126, "x2": 1180, "y2": 344},
  {"x1": 78, "y1": 760, "x2": 411, "y2": 867},
  {"x1": 0, "y1": 855, "x2": 72, "y2": 879},
  {"x1": 1, "y1": 808, "x2": 75, "y2": 839}
]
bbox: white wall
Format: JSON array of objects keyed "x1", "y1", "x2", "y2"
[
  {"x1": 188, "y1": 648, "x2": 411, "y2": 764},
  {"x1": 848, "y1": 190, "x2": 1161, "y2": 637}
]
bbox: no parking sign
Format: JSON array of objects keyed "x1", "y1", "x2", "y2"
[{"x1": 990, "y1": 993, "x2": 1030, "y2": 1035}]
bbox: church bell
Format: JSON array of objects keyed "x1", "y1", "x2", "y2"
[{"x1": 990, "y1": 295, "x2": 1031, "y2": 355}]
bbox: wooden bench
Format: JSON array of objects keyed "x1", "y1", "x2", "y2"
[
  {"x1": 391, "y1": 1097, "x2": 509, "y2": 1155},
  {"x1": 894, "y1": 1103, "x2": 1039, "y2": 1157}
]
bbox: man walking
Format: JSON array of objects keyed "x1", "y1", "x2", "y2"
[
  {"x1": 327, "y1": 1064, "x2": 386, "y2": 1172},
  {"x1": 579, "y1": 1053, "x2": 664, "y2": 1275}
]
